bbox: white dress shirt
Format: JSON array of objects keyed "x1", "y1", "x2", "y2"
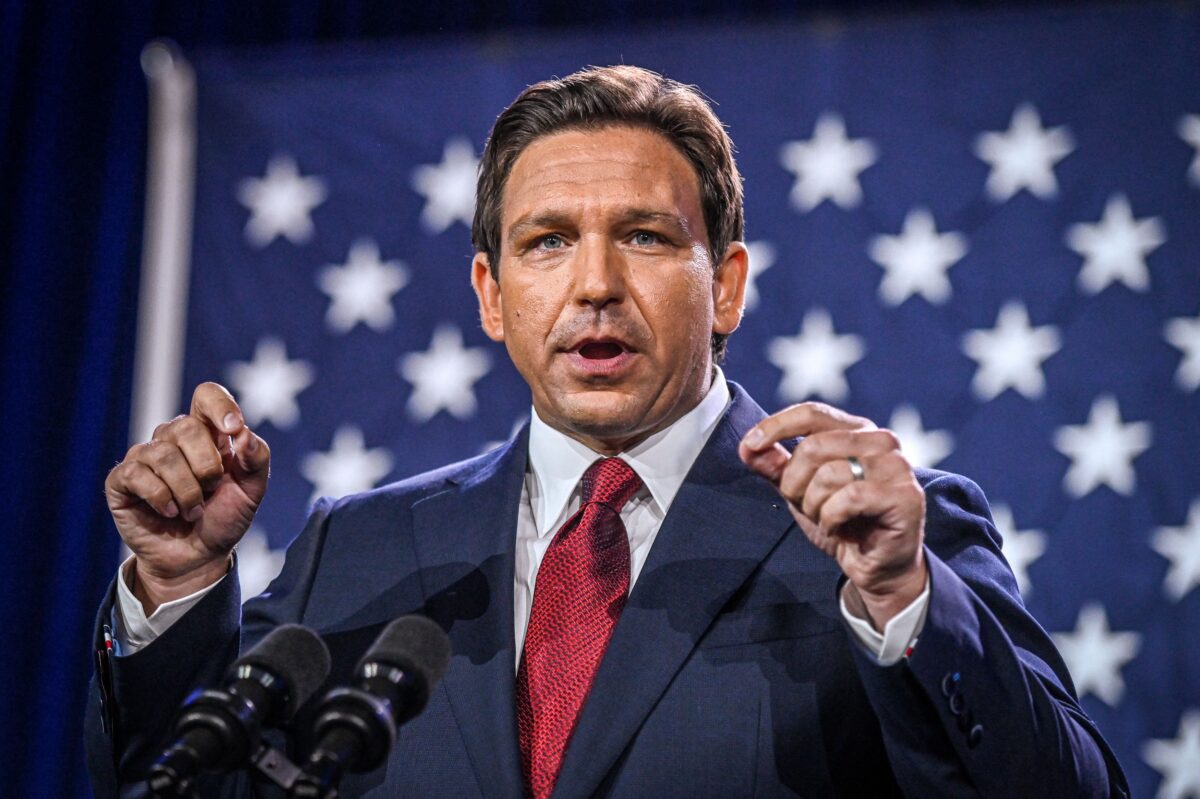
[{"x1": 115, "y1": 368, "x2": 928, "y2": 665}]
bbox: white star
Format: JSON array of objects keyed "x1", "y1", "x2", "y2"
[
  {"x1": 868, "y1": 208, "x2": 968, "y2": 306},
  {"x1": 766, "y1": 309, "x2": 865, "y2": 403},
  {"x1": 1143, "y1": 710, "x2": 1200, "y2": 799},
  {"x1": 961, "y1": 301, "x2": 1061, "y2": 401},
  {"x1": 1053, "y1": 603, "x2": 1140, "y2": 707},
  {"x1": 974, "y1": 103, "x2": 1074, "y2": 202},
  {"x1": 398, "y1": 325, "x2": 492, "y2": 422},
  {"x1": 1179, "y1": 114, "x2": 1200, "y2": 187},
  {"x1": 1151, "y1": 500, "x2": 1200, "y2": 602},
  {"x1": 236, "y1": 155, "x2": 327, "y2": 248},
  {"x1": 236, "y1": 526, "x2": 286, "y2": 602},
  {"x1": 225, "y1": 338, "x2": 314, "y2": 430},
  {"x1": 743, "y1": 240, "x2": 777, "y2": 312},
  {"x1": 301, "y1": 425, "x2": 394, "y2": 503},
  {"x1": 991, "y1": 503, "x2": 1046, "y2": 597},
  {"x1": 1164, "y1": 309, "x2": 1200, "y2": 392},
  {"x1": 1065, "y1": 194, "x2": 1166, "y2": 294},
  {"x1": 887, "y1": 405, "x2": 953, "y2": 470},
  {"x1": 411, "y1": 137, "x2": 479, "y2": 235},
  {"x1": 779, "y1": 113, "x2": 878, "y2": 212},
  {"x1": 317, "y1": 239, "x2": 410, "y2": 334},
  {"x1": 1053, "y1": 395, "x2": 1151, "y2": 498}
]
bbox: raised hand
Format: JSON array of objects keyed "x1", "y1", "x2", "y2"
[
  {"x1": 738, "y1": 401, "x2": 927, "y2": 628},
  {"x1": 104, "y1": 382, "x2": 270, "y2": 612}
]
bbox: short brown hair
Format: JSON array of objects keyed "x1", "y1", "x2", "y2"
[{"x1": 472, "y1": 65, "x2": 745, "y2": 361}]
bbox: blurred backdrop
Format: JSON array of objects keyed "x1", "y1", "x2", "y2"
[{"x1": 2, "y1": 2, "x2": 1198, "y2": 797}]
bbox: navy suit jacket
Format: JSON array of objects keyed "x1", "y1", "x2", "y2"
[{"x1": 85, "y1": 384, "x2": 1129, "y2": 797}]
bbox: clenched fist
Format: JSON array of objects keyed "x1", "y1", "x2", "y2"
[
  {"x1": 105, "y1": 382, "x2": 270, "y2": 613},
  {"x1": 738, "y1": 401, "x2": 927, "y2": 629}
]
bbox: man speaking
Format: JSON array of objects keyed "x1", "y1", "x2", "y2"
[{"x1": 89, "y1": 66, "x2": 1129, "y2": 797}]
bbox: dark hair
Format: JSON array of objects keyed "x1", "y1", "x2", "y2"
[{"x1": 472, "y1": 65, "x2": 744, "y2": 361}]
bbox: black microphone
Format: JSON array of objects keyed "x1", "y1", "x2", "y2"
[
  {"x1": 147, "y1": 624, "x2": 332, "y2": 796},
  {"x1": 291, "y1": 615, "x2": 451, "y2": 798}
]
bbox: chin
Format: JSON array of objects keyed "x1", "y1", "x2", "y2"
[{"x1": 550, "y1": 391, "x2": 651, "y2": 439}]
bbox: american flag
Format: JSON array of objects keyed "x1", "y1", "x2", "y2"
[{"x1": 132, "y1": 5, "x2": 1200, "y2": 796}]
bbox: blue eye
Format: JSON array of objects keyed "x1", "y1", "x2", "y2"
[
  {"x1": 537, "y1": 234, "x2": 564, "y2": 250},
  {"x1": 632, "y1": 231, "x2": 660, "y2": 246}
]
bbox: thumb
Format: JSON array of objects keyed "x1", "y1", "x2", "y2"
[{"x1": 228, "y1": 426, "x2": 271, "y2": 495}]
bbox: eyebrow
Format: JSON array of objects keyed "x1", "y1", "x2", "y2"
[{"x1": 505, "y1": 207, "x2": 692, "y2": 248}]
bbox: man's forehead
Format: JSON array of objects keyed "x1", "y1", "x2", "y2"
[{"x1": 499, "y1": 126, "x2": 705, "y2": 229}]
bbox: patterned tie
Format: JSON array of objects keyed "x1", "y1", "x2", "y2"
[{"x1": 516, "y1": 457, "x2": 643, "y2": 799}]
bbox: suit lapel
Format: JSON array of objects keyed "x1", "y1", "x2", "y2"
[
  {"x1": 552, "y1": 385, "x2": 796, "y2": 799},
  {"x1": 410, "y1": 429, "x2": 530, "y2": 799}
]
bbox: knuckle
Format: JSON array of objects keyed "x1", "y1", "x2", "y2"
[
  {"x1": 876, "y1": 429, "x2": 902, "y2": 451},
  {"x1": 796, "y1": 435, "x2": 820, "y2": 459},
  {"x1": 152, "y1": 415, "x2": 189, "y2": 441},
  {"x1": 173, "y1": 481, "x2": 203, "y2": 506},
  {"x1": 883, "y1": 448, "x2": 913, "y2": 473},
  {"x1": 104, "y1": 463, "x2": 123, "y2": 491},
  {"x1": 778, "y1": 469, "x2": 804, "y2": 502},
  {"x1": 851, "y1": 413, "x2": 877, "y2": 431},
  {"x1": 812, "y1": 460, "x2": 838, "y2": 489},
  {"x1": 148, "y1": 484, "x2": 173, "y2": 506},
  {"x1": 174, "y1": 414, "x2": 205, "y2": 436},
  {"x1": 194, "y1": 452, "x2": 224, "y2": 480},
  {"x1": 797, "y1": 402, "x2": 827, "y2": 422},
  {"x1": 149, "y1": 441, "x2": 185, "y2": 470}
]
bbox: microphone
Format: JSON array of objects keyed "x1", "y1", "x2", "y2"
[
  {"x1": 147, "y1": 624, "x2": 332, "y2": 796},
  {"x1": 291, "y1": 615, "x2": 451, "y2": 798}
]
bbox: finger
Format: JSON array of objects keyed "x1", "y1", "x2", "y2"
[
  {"x1": 229, "y1": 426, "x2": 271, "y2": 476},
  {"x1": 819, "y1": 476, "x2": 924, "y2": 538},
  {"x1": 189, "y1": 381, "x2": 245, "y2": 436},
  {"x1": 106, "y1": 460, "x2": 179, "y2": 518},
  {"x1": 738, "y1": 440, "x2": 791, "y2": 484},
  {"x1": 778, "y1": 430, "x2": 901, "y2": 509},
  {"x1": 740, "y1": 402, "x2": 875, "y2": 454},
  {"x1": 799, "y1": 450, "x2": 909, "y2": 522},
  {"x1": 153, "y1": 415, "x2": 225, "y2": 492},
  {"x1": 134, "y1": 440, "x2": 207, "y2": 521}
]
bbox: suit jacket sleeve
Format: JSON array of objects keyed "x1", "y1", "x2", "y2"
[
  {"x1": 83, "y1": 498, "x2": 337, "y2": 799},
  {"x1": 848, "y1": 472, "x2": 1130, "y2": 798}
]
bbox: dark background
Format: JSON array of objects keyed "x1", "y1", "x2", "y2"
[{"x1": 0, "y1": 1, "x2": 1147, "y2": 796}]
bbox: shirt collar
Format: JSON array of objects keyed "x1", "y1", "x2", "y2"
[{"x1": 526, "y1": 368, "x2": 732, "y2": 537}]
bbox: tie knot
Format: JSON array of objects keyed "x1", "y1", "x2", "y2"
[{"x1": 580, "y1": 457, "x2": 643, "y2": 513}]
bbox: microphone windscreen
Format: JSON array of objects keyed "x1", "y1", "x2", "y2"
[
  {"x1": 232, "y1": 624, "x2": 332, "y2": 719},
  {"x1": 358, "y1": 615, "x2": 452, "y2": 691}
]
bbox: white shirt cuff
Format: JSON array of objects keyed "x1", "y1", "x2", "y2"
[
  {"x1": 839, "y1": 577, "x2": 931, "y2": 666},
  {"x1": 112, "y1": 556, "x2": 226, "y2": 655}
]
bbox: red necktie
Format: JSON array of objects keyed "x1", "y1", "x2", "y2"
[{"x1": 516, "y1": 457, "x2": 643, "y2": 799}]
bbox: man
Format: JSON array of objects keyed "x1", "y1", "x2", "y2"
[{"x1": 89, "y1": 66, "x2": 1129, "y2": 797}]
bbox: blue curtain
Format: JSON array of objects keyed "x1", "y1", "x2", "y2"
[{"x1": 0, "y1": 1, "x2": 1084, "y2": 795}]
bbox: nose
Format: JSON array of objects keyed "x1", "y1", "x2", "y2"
[{"x1": 572, "y1": 235, "x2": 626, "y2": 309}]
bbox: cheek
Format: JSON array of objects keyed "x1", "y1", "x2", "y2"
[
  {"x1": 680, "y1": 252, "x2": 716, "y2": 329},
  {"x1": 501, "y1": 277, "x2": 559, "y2": 352}
]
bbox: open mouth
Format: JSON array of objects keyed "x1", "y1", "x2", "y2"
[
  {"x1": 565, "y1": 337, "x2": 637, "y2": 376},
  {"x1": 577, "y1": 340, "x2": 627, "y2": 359}
]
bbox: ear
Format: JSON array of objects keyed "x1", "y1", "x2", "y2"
[
  {"x1": 472, "y1": 253, "x2": 505, "y2": 342},
  {"x1": 712, "y1": 241, "x2": 749, "y2": 336}
]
